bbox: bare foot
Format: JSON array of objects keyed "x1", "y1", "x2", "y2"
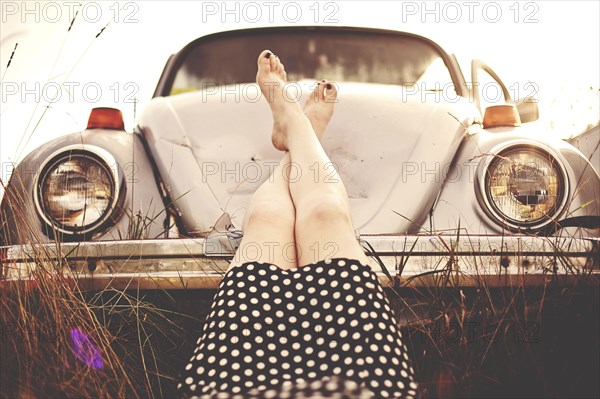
[
  {"x1": 304, "y1": 79, "x2": 338, "y2": 140},
  {"x1": 256, "y1": 50, "x2": 307, "y2": 151}
]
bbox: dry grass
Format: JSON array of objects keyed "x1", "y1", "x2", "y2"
[
  {"x1": 371, "y1": 242, "x2": 600, "y2": 398},
  {"x1": 2, "y1": 188, "x2": 599, "y2": 398},
  {"x1": 0, "y1": 174, "x2": 197, "y2": 399}
]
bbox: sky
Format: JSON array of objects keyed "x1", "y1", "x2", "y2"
[{"x1": 1, "y1": 0, "x2": 599, "y2": 196}]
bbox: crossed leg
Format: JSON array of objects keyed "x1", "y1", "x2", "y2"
[
  {"x1": 228, "y1": 50, "x2": 367, "y2": 272},
  {"x1": 228, "y1": 152, "x2": 297, "y2": 270}
]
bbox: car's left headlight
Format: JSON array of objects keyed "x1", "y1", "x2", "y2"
[
  {"x1": 34, "y1": 146, "x2": 125, "y2": 236},
  {"x1": 479, "y1": 144, "x2": 569, "y2": 231}
]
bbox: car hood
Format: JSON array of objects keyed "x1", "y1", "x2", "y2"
[{"x1": 138, "y1": 82, "x2": 476, "y2": 235}]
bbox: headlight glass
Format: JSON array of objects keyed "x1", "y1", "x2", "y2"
[
  {"x1": 37, "y1": 152, "x2": 116, "y2": 233},
  {"x1": 485, "y1": 147, "x2": 566, "y2": 227}
]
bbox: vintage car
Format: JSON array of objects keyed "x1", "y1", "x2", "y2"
[{"x1": 1, "y1": 26, "x2": 598, "y2": 288}]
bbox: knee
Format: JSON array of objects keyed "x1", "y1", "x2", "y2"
[
  {"x1": 245, "y1": 200, "x2": 295, "y2": 228},
  {"x1": 296, "y1": 194, "x2": 352, "y2": 226}
]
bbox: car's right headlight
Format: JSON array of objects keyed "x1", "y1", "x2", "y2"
[
  {"x1": 34, "y1": 146, "x2": 125, "y2": 237},
  {"x1": 478, "y1": 144, "x2": 569, "y2": 231}
]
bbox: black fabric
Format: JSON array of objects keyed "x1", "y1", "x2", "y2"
[{"x1": 178, "y1": 258, "x2": 418, "y2": 398}]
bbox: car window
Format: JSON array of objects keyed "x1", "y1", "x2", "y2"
[{"x1": 170, "y1": 30, "x2": 455, "y2": 95}]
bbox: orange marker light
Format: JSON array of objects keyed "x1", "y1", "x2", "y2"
[
  {"x1": 482, "y1": 104, "x2": 521, "y2": 129},
  {"x1": 87, "y1": 107, "x2": 125, "y2": 130}
]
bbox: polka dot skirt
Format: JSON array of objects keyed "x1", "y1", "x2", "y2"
[{"x1": 178, "y1": 258, "x2": 419, "y2": 398}]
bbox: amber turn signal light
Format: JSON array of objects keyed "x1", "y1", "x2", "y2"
[
  {"x1": 87, "y1": 107, "x2": 125, "y2": 130},
  {"x1": 483, "y1": 104, "x2": 521, "y2": 129}
]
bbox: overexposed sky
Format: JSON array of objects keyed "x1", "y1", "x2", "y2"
[{"x1": 1, "y1": 0, "x2": 599, "y2": 185}]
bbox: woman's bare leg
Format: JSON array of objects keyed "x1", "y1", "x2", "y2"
[
  {"x1": 227, "y1": 57, "x2": 344, "y2": 271},
  {"x1": 255, "y1": 50, "x2": 367, "y2": 267},
  {"x1": 227, "y1": 152, "x2": 297, "y2": 271}
]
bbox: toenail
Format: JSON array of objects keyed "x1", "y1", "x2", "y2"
[
  {"x1": 265, "y1": 52, "x2": 271, "y2": 59},
  {"x1": 326, "y1": 83, "x2": 332, "y2": 89},
  {"x1": 322, "y1": 79, "x2": 326, "y2": 82}
]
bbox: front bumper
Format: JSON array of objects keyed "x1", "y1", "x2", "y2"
[{"x1": 2, "y1": 235, "x2": 598, "y2": 289}]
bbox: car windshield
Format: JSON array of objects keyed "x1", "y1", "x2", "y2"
[{"x1": 169, "y1": 29, "x2": 455, "y2": 95}]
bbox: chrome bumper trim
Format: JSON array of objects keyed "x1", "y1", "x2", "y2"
[{"x1": 2, "y1": 235, "x2": 598, "y2": 289}]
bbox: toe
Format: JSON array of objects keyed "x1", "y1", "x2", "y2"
[
  {"x1": 270, "y1": 54, "x2": 278, "y2": 72},
  {"x1": 325, "y1": 82, "x2": 338, "y2": 102},
  {"x1": 273, "y1": 55, "x2": 284, "y2": 74},
  {"x1": 257, "y1": 50, "x2": 275, "y2": 76},
  {"x1": 317, "y1": 80, "x2": 327, "y2": 101},
  {"x1": 257, "y1": 50, "x2": 272, "y2": 66},
  {"x1": 307, "y1": 82, "x2": 320, "y2": 103},
  {"x1": 278, "y1": 59, "x2": 287, "y2": 81}
]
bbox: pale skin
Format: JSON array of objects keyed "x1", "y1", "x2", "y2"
[{"x1": 228, "y1": 50, "x2": 368, "y2": 271}]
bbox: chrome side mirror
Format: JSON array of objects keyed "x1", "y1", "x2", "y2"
[{"x1": 515, "y1": 97, "x2": 539, "y2": 123}]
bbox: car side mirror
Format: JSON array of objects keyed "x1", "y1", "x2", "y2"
[{"x1": 515, "y1": 97, "x2": 539, "y2": 123}]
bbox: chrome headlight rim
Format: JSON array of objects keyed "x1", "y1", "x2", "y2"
[
  {"x1": 476, "y1": 142, "x2": 569, "y2": 232},
  {"x1": 33, "y1": 145, "x2": 125, "y2": 236}
]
